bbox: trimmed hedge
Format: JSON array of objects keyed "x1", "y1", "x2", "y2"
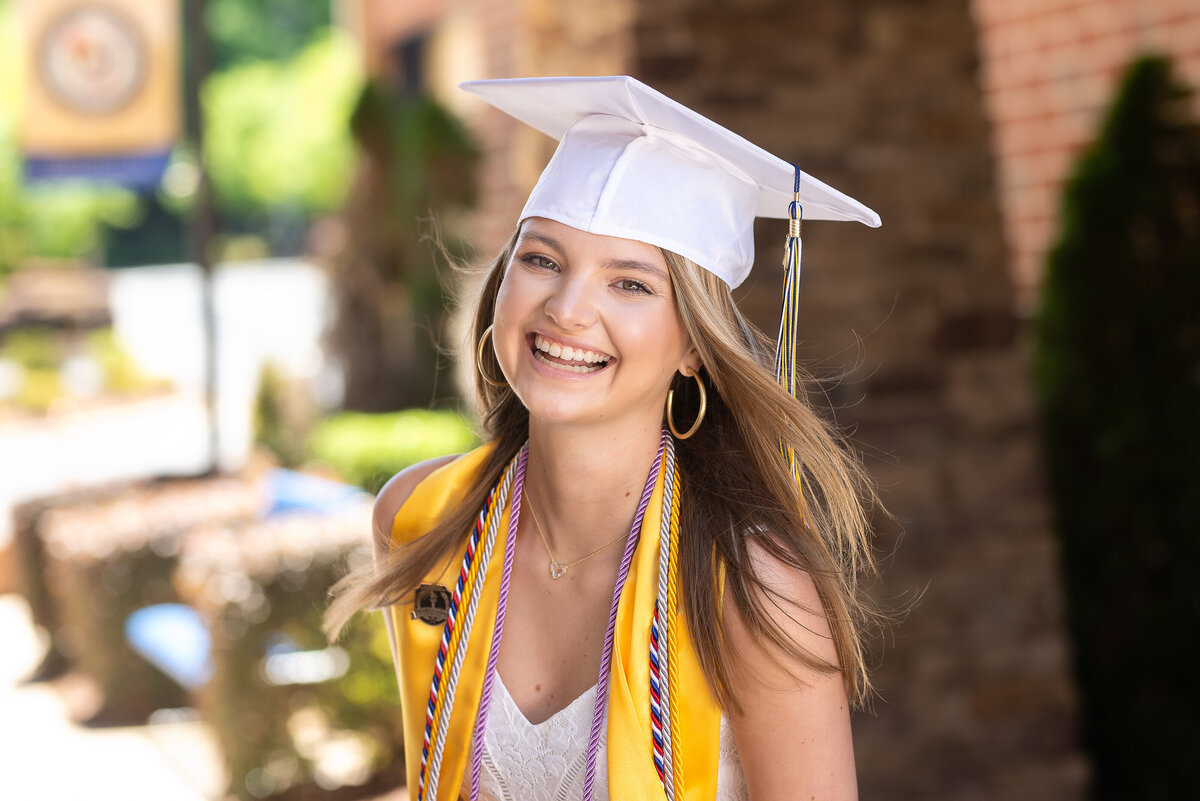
[
  {"x1": 1035, "y1": 55, "x2": 1200, "y2": 798},
  {"x1": 306, "y1": 408, "x2": 476, "y2": 493}
]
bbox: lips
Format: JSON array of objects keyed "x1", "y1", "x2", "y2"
[{"x1": 532, "y1": 334, "x2": 612, "y2": 374}]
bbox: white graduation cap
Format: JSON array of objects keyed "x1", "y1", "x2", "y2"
[{"x1": 460, "y1": 74, "x2": 880, "y2": 289}]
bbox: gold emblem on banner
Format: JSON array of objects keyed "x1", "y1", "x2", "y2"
[
  {"x1": 18, "y1": 0, "x2": 180, "y2": 157},
  {"x1": 38, "y1": 5, "x2": 149, "y2": 115}
]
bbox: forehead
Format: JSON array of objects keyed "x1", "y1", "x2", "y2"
[{"x1": 515, "y1": 218, "x2": 670, "y2": 268}]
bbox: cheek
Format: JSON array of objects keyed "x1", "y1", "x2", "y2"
[
  {"x1": 621, "y1": 312, "x2": 691, "y2": 376},
  {"x1": 491, "y1": 281, "x2": 529, "y2": 367},
  {"x1": 644, "y1": 309, "x2": 690, "y2": 356}
]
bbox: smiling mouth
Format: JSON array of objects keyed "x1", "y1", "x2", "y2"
[{"x1": 532, "y1": 334, "x2": 612, "y2": 374}]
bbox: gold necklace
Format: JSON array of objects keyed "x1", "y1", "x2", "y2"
[{"x1": 524, "y1": 491, "x2": 628, "y2": 580}]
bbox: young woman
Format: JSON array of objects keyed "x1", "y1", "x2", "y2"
[{"x1": 327, "y1": 76, "x2": 883, "y2": 801}]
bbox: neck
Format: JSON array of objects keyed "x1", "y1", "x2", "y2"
[{"x1": 523, "y1": 417, "x2": 663, "y2": 557}]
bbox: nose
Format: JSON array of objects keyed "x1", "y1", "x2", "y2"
[{"x1": 543, "y1": 273, "x2": 597, "y2": 329}]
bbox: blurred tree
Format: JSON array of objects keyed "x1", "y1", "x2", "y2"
[
  {"x1": 1035, "y1": 55, "x2": 1200, "y2": 800},
  {"x1": 201, "y1": 28, "x2": 360, "y2": 254},
  {"x1": 326, "y1": 83, "x2": 479, "y2": 411},
  {"x1": 206, "y1": 0, "x2": 330, "y2": 73}
]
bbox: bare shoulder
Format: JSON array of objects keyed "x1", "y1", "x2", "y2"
[
  {"x1": 725, "y1": 539, "x2": 839, "y2": 668},
  {"x1": 372, "y1": 454, "x2": 460, "y2": 559},
  {"x1": 722, "y1": 539, "x2": 857, "y2": 800}
]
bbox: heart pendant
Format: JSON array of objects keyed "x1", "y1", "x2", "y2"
[{"x1": 549, "y1": 561, "x2": 567, "y2": 580}]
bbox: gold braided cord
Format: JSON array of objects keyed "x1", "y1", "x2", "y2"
[{"x1": 665, "y1": 467, "x2": 685, "y2": 801}]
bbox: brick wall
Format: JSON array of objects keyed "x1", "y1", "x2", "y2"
[
  {"x1": 463, "y1": 0, "x2": 636, "y2": 259},
  {"x1": 339, "y1": 0, "x2": 448, "y2": 80},
  {"x1": 627, "y1": 2, "x2": 1088, "y2": 798},
  {"x1": 972, "y1": 0, "x2": 1200, "y2": 309}
]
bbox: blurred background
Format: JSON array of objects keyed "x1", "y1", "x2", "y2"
[{"x1": 0, "y1": 1, "x2": 1198, "y2": 800}]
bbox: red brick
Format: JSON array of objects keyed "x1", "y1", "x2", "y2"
[{"x1": 1077, "y1": 0, "x2": 1122, "y2": 40}]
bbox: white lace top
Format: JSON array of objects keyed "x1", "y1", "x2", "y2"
[{"x1": 469, "y1": 673, "x2": 749, "y2": 801}]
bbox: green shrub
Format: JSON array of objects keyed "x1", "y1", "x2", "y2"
[
  {"x1": 1034, "y1": 55, "x2": 1200, "y2": 799},
  {"x1": 306, "y1": 409, "x2": 477, "y2": 493}
]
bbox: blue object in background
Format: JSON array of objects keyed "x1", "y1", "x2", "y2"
[
  {"x1": 125, "y1": 604, "x2": 212, "y2": 689},
  {"x1": 263, "y1": 468, "x2": 367, "y2": 518},
  {"x1": 24, "y1": 150, "x2": 172, "y2": 190}
]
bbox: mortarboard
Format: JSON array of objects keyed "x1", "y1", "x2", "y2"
[{"x1": 460, "y1": 74, "x2": 879, "y2": 289}]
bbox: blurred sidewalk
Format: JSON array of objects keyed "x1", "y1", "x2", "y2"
[{"x1": 0, "y1": 593, "x2": 224, "y2": 801}]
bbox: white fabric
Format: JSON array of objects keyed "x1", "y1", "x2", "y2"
[
  {"x1": 471, "y1": 673, "x2": 749, "y2": 801},
  {"x1": 460, "y1": 75, "x2": 881, "y2": 288},
  {"x1": 519, "y1": 114, "x2": 759, "y2": 289}
]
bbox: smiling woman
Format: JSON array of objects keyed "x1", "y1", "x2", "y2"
[
  {"x1": 326, "y1": 76, "x2": 885, "y2": 801},
  {"x1": 492, "y1": 219, "x2": 696, "y2": 431}
]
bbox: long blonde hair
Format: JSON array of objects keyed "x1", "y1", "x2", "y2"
[{"x1": 326, "y1": 228, "x2": 883, "y2": 709}]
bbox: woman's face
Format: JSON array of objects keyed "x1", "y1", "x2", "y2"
[{"x1": 492, "y1": 218, "x2": 699, "y2": 430}]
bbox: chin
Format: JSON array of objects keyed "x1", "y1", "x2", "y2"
[{"x1": 520, "y1": 396, "x2": 602, "y2": 427}]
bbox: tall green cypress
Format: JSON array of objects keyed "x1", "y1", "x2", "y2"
[{"x1": 1035, "y1": 56, "x2": 1200, "y2": 800}]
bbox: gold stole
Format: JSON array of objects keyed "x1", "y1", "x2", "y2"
[{"x1": 386, "y1": 443, "x2": 721, "y2": 801}]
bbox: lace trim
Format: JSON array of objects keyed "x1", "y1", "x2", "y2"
[{"x1": 473, "y1": 674, "x2": 747, "y2": 801}]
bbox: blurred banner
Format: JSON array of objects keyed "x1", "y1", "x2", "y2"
[{"x1": 17, "y1": 0, "x2": 181, "y2": 189}]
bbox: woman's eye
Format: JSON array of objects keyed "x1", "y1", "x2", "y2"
[
  {"x1": 618, "y1": 279, "x2": 652, "y2": 295},
  {"x1": 520, "y1": 254, "x2": 558, "y2": 271}
]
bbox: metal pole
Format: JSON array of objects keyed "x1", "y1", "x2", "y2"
[{"x1": 183, "y1": 0, "x2": 219, "y2": 473}]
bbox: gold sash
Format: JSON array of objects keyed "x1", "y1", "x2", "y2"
[{"x1": 387, "y1": 443, "x2": 721, "y2": 801}]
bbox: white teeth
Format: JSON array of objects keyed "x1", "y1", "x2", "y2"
[
  {"x1": 533, "y1": 335, "x2": 610, "y2": 369},
  {"x1": 533, "y1": 351, "x2": 603, "y2": 373}
]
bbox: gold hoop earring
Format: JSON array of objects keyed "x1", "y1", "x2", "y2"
[
  {"x1": 476, "y1": 324, "x2": 506, "y2": 387},
  {"x1": 666, "y1": 368, "x2": 706, "y2": 440}
]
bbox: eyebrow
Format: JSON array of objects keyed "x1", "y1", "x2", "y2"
[
  {"x1": 603, "y1": 258, "x2": 670, "y2": 285},
  {"x1": 517, "y1": 230, "x2": 671, "y2": 284},
  {"x1": 516, "y1": 231, "x2": 565, "y2": 254}
]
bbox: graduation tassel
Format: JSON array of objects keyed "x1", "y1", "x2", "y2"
[{"x1": 774, "y1": 165, "x2": 804, "y2": 479}]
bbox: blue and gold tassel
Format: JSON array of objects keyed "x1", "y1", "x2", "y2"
[{"x1": 774, "y1": 166, "x2": 804, "y2": 477}]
